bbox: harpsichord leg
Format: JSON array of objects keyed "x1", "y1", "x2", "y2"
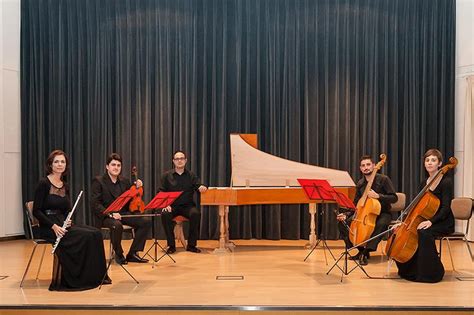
[
  {"x1": 224, "y1": 206, "x2": 235, "y2": 251},
  {"x1": 306, "y1": 203, "x2": 317, "y2": 248},
  {"x1": 214, "y1": 205, "x2": 230, "y2": 253}
]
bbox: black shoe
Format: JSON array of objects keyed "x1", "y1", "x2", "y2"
[
  {"x1": 126, "y1": 253, "x2": 149, "y2": 263},
  {"x1": 359, "y1": 253, "x2": 369, "y2": 266},
  {"x1": 166, "y1": 246, "x2": 176, "y2": 254},
  {"x1": 349, "y1": 251, "x2": 361, "y2": 261},
  {"x1": 186, "y1": 246, "x2": 201, "y2": 253},
  {"x1": 114, "y1": 253, "x2": 128, "y2": 265}
]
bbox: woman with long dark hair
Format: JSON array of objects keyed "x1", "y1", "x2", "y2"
[{"x1": 33, "y1": 149, "x2": 110, "y2": 290}]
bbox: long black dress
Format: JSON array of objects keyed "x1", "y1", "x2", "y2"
[
  {"x1": 33, "y1": 178, "x2": 109, "y2": 291},
  {"x1": 396, "y1": 176, "x2": 454, "y2": 283}
]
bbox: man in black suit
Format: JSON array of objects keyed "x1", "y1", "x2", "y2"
[
  {"x1": 91, "y1": 153, "x2": 151, "y2": 264},
  {"x1": 160, "y1": 150, "x2": 207, "y2": 254},
  {"x1": 336, "y1": 155, "x2": 398, "y2": 266}
]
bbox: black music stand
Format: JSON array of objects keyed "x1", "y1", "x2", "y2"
[
  {"x1": 100, "y1": 189, "x2": 139, "y2": 287},
  {"x1": 326, "y1": 189, "x2": 401, "y2": 281},
  {"x1": 298, "y1": 179, "x2": 341, "y2": 263},
  {"x1": 326, "y1": 224, "x2": 403, "y2": 281},
  {"x1": 141, "y1": 191, "x2": 182, "y2": 267}
]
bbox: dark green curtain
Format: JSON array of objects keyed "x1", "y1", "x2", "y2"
[{"x1": 21, "y1": 0, "x2": 455, "y2": 240}]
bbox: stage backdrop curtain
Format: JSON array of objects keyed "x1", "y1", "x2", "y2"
[{"x1": 21, "y1": 0, "x2": 455, "y2": 240}]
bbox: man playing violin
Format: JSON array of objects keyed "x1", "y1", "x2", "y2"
[
  {"x1": 337, "y1": 155, "x2": 398, "y2": 265},
  {"x1": 91, "y1": 153, "x2": 152, "y2": 264}
]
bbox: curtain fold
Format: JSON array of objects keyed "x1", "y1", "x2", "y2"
[{"x1": 21, "y1": 0, "x2": 455, "y2": 240}]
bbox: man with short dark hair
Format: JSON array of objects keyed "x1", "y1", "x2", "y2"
[
  {"x1": 337, "y1": 155, "x2": 398, "y2": 266},
  {"x1": 91, "y1": 153, "x2": 152, "y2": 264},
  {"x1": 159, "y1": 150, "x2": 207, "y2": 254}
]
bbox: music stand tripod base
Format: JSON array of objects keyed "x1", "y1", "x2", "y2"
[
  {"x1": 142, "y1": 212, "x2": 176, "y2": 268},
  {"x1": 303, "y1": 204, "x2": 336, "y2": 264},
  {"x1": 143, "y1": 241, "x2": 176, "y2": 268},
  {"x1": 100, "y1": 246, "x2": 139, "y2": 289},
  {"x1": 141, "y1": 191, "x2": 183, "y2": 267},
  {"x1": 304, "y1": 238, "x2": 336, "y2": 265},
  {"x1": 326, "y1": 249, "x2": 373, "y2": 282}
]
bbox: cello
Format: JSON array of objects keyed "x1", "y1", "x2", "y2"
[
  {"x1": 129, "y1": 166, "x2": 146, "y2": 213},
  {"x1": 385, "y1": 157, "x2": 458, "y2": 263},
  {"x1": 349, "y1": 154, "x2": 387, "y2": 246}
]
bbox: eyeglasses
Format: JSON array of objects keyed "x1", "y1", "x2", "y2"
[{"x1": 173, "y1": 157, "x2": 186, "y2": 161}]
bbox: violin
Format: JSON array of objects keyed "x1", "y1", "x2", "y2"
[
  {"x1": 349, "y1": 154, "x2": 387, "y2": 246},
  {"x1": 385, "y1": 157, "x2": 457, "y2": 263},
  {"x1": 129, "y1": 166, "x2": 146, "y2": 213}
]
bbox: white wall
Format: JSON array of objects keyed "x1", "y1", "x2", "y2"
[
  {"x1": 0, "y1": 0, "x2": 22, "y2": 238},
  {"x1": 454, "y1": 0, "x2": 474, "y2": 240}
]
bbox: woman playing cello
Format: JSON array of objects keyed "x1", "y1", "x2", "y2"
[{"x1": 396, "y1": 149, "x2": 455, "y2": 283}]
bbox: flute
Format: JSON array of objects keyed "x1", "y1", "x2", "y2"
[{"x1": 51, "y1": 190, "x2": 83, "y2": 254}]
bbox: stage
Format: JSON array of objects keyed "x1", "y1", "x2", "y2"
[{"x1": 0, "y1": 239, "x2": 473, "y2": 314}]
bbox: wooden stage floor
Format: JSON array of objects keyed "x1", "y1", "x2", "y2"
[{"x1": 0, "y1": 239, "x2": 473, "y2": 314}]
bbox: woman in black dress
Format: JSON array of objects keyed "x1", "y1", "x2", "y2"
[
  {"x1": 396, "y1": 149, "x2": 454, "y2": 283},
  {"x1": 33, "y1": 150, "x2": 110, "y2": 290}
]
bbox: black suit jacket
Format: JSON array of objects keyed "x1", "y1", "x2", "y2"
[{"x1": 90, "y1": 173, "x2": 131, "y2": 227}]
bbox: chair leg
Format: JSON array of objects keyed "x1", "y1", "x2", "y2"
[
  {"x1": 438, "y1": 238, "x2": 443, "y2": 257},
  {"x1": 464, "y1": 237, "x2": 473, "y2": 260},
  {"x1": 386, "y1": 257, "x2": 394, "y2": 277},
  {"x1": 174, "y1": 223, "x2": 187, "y2": 248},
  {"x1": 445, "y1": 239, "x2": 456, "y2": 272},
  {"x1": 20, "y1": 244, "x2": 38, "y2": 287},
  {"x1": 109, "y1": 238, "x2": 113, "y2": 260},
  {"x1": 35, "y1": 245, "x2": 47, "y2": 280}
]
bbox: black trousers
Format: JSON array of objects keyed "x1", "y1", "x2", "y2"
[
  {"x1": 338, "y1": 212, "x2": 392, "y2": 252},
  {"x1": 102, "y1": 214, "x2": 152, "y2": 256},
  {"x1": 161, "y1": 206, "x2": 201, "y2": 248}
]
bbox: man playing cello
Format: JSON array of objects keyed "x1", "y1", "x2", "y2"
[{"x1": 337, "y1": 155, "x2": 398, "y2": 265}]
